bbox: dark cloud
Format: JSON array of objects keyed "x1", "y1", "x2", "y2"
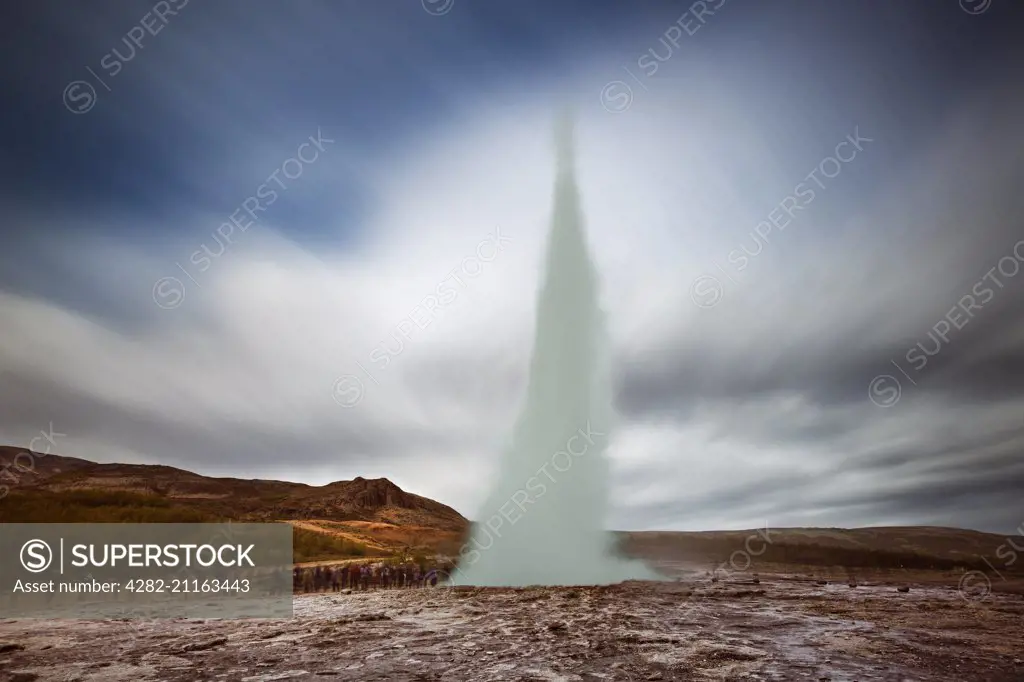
[{"x1": 2, "y1": 0, "x2": 1023, "y2": 534}]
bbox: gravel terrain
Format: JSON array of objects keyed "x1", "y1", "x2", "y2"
[{"x1": 1, "y1": 567, "x2": 1022, "y2": 681}]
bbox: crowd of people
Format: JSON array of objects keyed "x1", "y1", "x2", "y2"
[{"x1": 292, "y1": 561, "x2": 453, "y2": 593}]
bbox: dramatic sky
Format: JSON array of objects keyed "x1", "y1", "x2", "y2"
[{"x1": 2, "y1": 0, "x2": 1023, "y2": 534}]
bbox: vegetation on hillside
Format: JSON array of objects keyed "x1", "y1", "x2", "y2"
[
  {"x1": 0, "y1": 490, "x2": 386, "y2": 563},
  {"x1": 618, "y1": 531, "x2": 1024, "y2": 574},
  {"x1": 754, "y1": 542, "x2": 1000, "y2": 572},
  {"x1": 292, "y1": 526, "x2": 379, "y2": 562},
  {"x1": 0, "y1": 489, "x2": 218, "y2": 523}
]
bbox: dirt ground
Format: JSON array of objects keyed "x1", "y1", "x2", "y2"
[{"x1": 1, "y1": 563, "x2": 1022, "y2": 682}]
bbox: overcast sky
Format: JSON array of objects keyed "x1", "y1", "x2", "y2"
[{"x1": 2, "y1": 0, "x2": 1023, "y2": 534}]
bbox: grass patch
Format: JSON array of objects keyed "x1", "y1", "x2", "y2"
[
  {"x1": 0, "y1": 489, "x2": 219, "y2": 523},
  {"x1": 292, "y1": 526, "x2": 379, "y2": 563}
]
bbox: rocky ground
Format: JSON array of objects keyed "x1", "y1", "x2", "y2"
[{"x1": 1, "y1": 565, "x2": 1023, "y2": 682}]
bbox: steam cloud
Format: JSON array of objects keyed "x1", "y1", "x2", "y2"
[{"x1": 451, "y1": 114, "x2": 658, "y2": 586}]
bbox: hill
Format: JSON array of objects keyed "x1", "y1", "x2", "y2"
[
  {"x1": 617, "y1": 525, "x2": 1024, "y2": 575},
  {"x1": 3, "y1": 445, "x2": 1018, "y2": 575},
  {"x1": 0, "y1": 445, "x2": 468, "y2": 561},
  {"x1": 0, "y1": 445, "x2": 94, "y2": 486}
]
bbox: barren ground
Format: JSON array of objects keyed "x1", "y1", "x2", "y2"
[{"x1": 2, "y1": 562, "x2": 1023, "y2": 682}]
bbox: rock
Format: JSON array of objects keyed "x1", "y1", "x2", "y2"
[
  {"x1": 815, "y1": 580, "x2": 828, "y2": 586},
  {"x1": 258, "y1": 629, "x2": 289, "y2": 640},
  {"x1": 548, "y1": 621, "x2": 567, "y2": 631},
  {"x1": 711, "y1": 577, "x2": 719, "y2": 583},
  {"x1": 9, "y1": 674, "x2": 39, "y2": 682},
  {"x1": 0, "y1": 642, "x2": 25, "y2": 654},
  {"x1": 1013, "y1": 658, "x2": 1022, "y2": 665},
  {"x1": 752, "y1": 578, "x2": 760, "y2": 584},
  {"x1": 848, "y1": 582, "x2": 857, "y2": 588},
  {"x1": 180, "y1": 637, "x2": 228, "y2": 652},
  {"x1": 897, "y1": 586, "x2": 910, "y2": 593},
  {"x1": 353, "y1": 613, "x2": 390, "y2": 622}
]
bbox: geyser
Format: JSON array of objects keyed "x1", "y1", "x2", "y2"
[{"x1": 451, "y1": 114, "x2": 657, "y2": 586}]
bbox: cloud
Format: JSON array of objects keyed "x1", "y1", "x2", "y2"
[{"x1": 2, "y1": 4, "x2": 1023, "y2": 534}]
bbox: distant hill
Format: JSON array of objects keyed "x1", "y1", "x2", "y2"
[
  {"x1": 3, "y1": 445, "x2": 1018, "y2": 574},
  {"x1": 0, "y1": 445, "x2": 94, "y2": 485},
  {"x1": 0, "y1": 445, "x2": 468, "y2": 561},
  {"x1": 618, "y1": 526, "x2": 1024, "y2": 575}
]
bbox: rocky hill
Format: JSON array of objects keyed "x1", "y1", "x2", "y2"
[
  {"x1": 0, "y1": 445, "x2": 94, "y2": 487},
  {"x1": 0, "y1": 445, "x2": 468, "y2": 558}
]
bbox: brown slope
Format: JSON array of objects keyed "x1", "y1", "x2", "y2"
[
  {"x1": 0, "y1": 445, "x2": 468, "y2": 534},
  {"x1": 618, "y1": 526, "x2": 1024, "y2": 573},
  {"x1": 0, "y1": 446, "x2": 94, "y2": 490}
]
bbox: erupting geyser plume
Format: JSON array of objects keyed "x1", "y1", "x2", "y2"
[{"x1": 451, "y1": 114, "x2": 658, "y2": 586}]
